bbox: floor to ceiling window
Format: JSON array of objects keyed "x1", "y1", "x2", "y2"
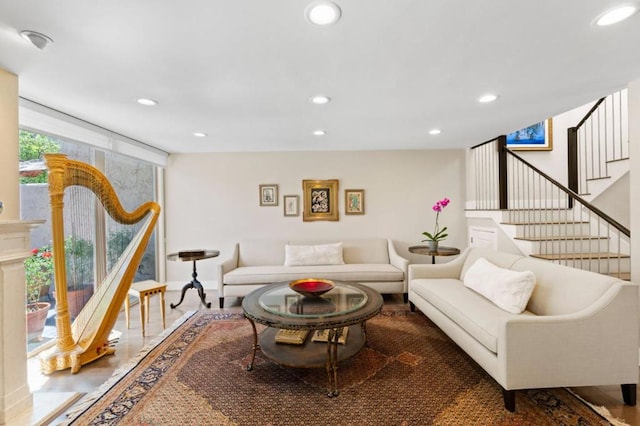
[{"x1": 19, "y1": 129, "x2": 161, "y2": 354}]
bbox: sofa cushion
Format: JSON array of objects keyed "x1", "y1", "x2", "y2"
[
  {"x1": 287, "y1": 238, "x2": 390, "y2": 264},
  {"x1": 224, "y1": 264, "x2": 404, "y2": 285},
  {"x1": 411, "y1": 278, "x2": 535, "y2": 353},
  {"x1": 284, "y1": 242, "x2": 345, "y2": 266},
  {"x1": 460, "y1": 247, "x2": 523, "y2": 281},
  {"x1": 463, "y1": 257, "x2": 535, "y2": 314},
  {"x1": 238, "y1": 240, "x2": 286, "y2": 266},
  {"x1": 511, "y1": 257, "x2": 616, "y2": 316},
  {"x1": 342, "y1": 239, "x2": 390, "y2": 264}
]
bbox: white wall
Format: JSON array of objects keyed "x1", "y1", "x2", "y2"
[
  {"x1": 591, "y1": 173, "x2": 630, "y2": 229},
  {"x1": 518, "y1": 102, "x2": 594, "y2": 186},
  {"x1": 0, "y1": 69, "x2": 19, "y2": 220},
  {"x1": 629, "y1": 79, "x2": 640, "y2": 285},
  {"x1": 164, "y1": 150, "x2": 467, "y2": 285}
]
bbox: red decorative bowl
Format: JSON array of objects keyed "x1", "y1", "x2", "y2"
[{"x1": 289, "y1": 278, "x2": 335, "y2": 298}]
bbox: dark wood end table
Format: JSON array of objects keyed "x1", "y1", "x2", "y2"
[
  {"x1": 409, "y1": 245, "x2": 460, "y2": 264},
  {"x1": 167, "y1": 250, "x2": 219, "y2": 309}
]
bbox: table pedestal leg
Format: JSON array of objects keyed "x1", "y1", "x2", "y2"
[
  {"x1": 325, "y1": 328, "x2": 340, "y2": 397},
  {"x1": 170, "y1": 260, "x2": 211, "y2": 309},
  {"x1": 246, "y1": 317, "x2": 259, "y2": 371}
]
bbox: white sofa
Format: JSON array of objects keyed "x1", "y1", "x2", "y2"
[
  {"x1": 408, "y1": 247, "x2": 639, "y2": 411},
  {"x1": 217, "y1": 238, "x2": 408, "y2": 308}
]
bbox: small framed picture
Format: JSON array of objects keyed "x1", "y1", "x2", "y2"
[
  {"x1": 302, "y1": 179, "x2": 339, "y2": 222},
  {"x1": 259, "y1": 184, "x2": 278, "y2": 206},
  {"x1": 345, "y1": 189, "x2": 365, "y2": 215},
  {"x1": 283, "y1": 195, "x2": 299, "y2": 217}
]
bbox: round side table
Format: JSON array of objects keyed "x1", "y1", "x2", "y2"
[
  {"x1": 167, "y1": 250, "x2": 219, "y2": 309},
  {"x1": 408, "y1": 245, "x2": 460, "y2": 264}
]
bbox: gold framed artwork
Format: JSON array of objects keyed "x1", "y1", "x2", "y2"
[
  {"x1": 302, "y1": 179, "x2": 339, "y2": 222},
  {"x1": 259, "y1": 184, "x2": 278, "y2": 206},
  {"x1": 283, "y1": 195, "x2": 299, "y2": 217},
  {"x1": 345, "y1": 189, "x2": 365, "y2": 215},
  {"x1": 506, "y1": 118, "x2": 553, "y2": 151}
]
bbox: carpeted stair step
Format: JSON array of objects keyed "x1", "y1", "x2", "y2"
[
  {"x1": 608, "y1": 272, "x2": 631, "y2": 281},
  {"x1": 502, "y1": 221, "x2": 591, "y2": 238},
  {"x1": 516, "y1": 236, "x2": 611, "y2": 254},
  {"x1": 530, "y1": 252, "x2": 630, "y2": 276},
  {"x1": 514, "y1": 235, "x2": 606, "y2": 241},
  {"x1": 501, "y1": 221, "x2": 589, "y2": 226},
  {"x1": 531, "y1": 252, "x2": 630, "y2": 260}
]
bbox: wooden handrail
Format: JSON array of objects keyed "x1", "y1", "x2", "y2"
[
  {"x1": 505, "y1": 149, "x2": 630, "y2": 237},
  {"x1": 575, "y1": 96, "x2": 605, "y2": 129},
  {"x1": 470, "y1": 137, "x2": 500, "y2": 150}
]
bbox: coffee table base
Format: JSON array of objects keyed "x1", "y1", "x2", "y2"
[{"x1": 246, "y1": 321, "x2": 366, "y2": 397}]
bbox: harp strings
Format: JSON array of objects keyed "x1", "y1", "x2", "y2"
[
  {"x1": 63, "y1": 185, "x2": 96, "y2": 317},
  {"x1": 60, "y1": 181, "x2": 144, "y2": 326},
  {"x1": 72, "y1": 212, "x2": 154, "y2": 341}
]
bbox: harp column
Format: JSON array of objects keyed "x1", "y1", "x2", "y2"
[{"x1": 0, "y1": 220, "x2": 43, "y2": 424}]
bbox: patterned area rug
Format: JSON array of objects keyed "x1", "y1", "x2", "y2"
[{"x1": 63, "y1": 310, "x2": 624, "y2": 425}]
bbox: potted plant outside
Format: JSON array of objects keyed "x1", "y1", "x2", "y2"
[
  {"x1": 25, "y1": 245, "x2": 53, "y2": 341},
  {"x1": 63, "y1": 235, "x2": 95, "y2": 318}
]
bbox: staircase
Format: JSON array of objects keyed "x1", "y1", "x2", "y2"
[
  {"x1": 503, "y1": 209, "x2": 629, "y2": 279},
  {"x1": 570, "y1": 90, "x2": 630, "y2": 200},
  {"x1": 467, "y1": 90, "x2": 630, "y2": 278}
]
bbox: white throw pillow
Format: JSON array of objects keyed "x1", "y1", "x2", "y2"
[
  {"x1": 463, "y1": 257, "x2": 535, "y2": 314},
  {"x1": 284, "y1": 243, "x2": 345, "y2": 266}
]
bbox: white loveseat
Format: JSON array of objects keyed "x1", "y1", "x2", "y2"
[
  {"x1": 408, "y1": 247, "x2": 639, "y2": 411},
  {"x1": 217, "y1": 238, "x2": 408, "y2": 308}
]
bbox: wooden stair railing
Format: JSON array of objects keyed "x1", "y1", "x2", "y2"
[
  {"x1": 470, "y1": 138, "x2": 630, "y2": 278},
  {"x1": 568, "y1": 90, "x2": 629, "y2": 196}
]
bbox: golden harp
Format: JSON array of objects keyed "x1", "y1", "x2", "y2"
[{"x1": 40, "y1": 154, "x2": 160, "y2": 374}]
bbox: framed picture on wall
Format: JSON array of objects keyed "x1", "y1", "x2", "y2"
[
  {"x1": 283, "y1": 195, "x2": 299, "y2": 217},
  {"x1": 259, "y1": 184, "x2": 278, "y2": 206},
  {"x1": 345, "y1": 189, "x2": 365, "y2": 215},
  {"x1": 506, "y1": 118, "x2": 553, "y2": 151},
  {"x1": 302, "y1": 179, "x2": 339, "y2": 221}
]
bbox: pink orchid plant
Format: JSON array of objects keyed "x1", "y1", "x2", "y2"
[{"x1": 421, "y1": 198, "x2": 450, "y2": 243}]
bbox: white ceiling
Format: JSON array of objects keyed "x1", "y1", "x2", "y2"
[{"x1": 1, "y1": 1, "x2": 639, "y2": 154}]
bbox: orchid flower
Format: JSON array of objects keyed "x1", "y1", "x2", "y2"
[{"x1": 422, "y1": 198, "x2": 450, "y2": 242}]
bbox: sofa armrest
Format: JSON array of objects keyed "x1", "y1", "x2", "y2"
[
  {"x1": 499, "y1": 282, "x2": 639, "y2": 389},
  {"x1": 408, "y1": 247, "x2": 470, "y2": 281},
  {"x1": 387, "y1": 239, "x2": 409, "y2": 284},
  {"x1": 216, "y1": 243, "x2": 239, "y2": 294}
]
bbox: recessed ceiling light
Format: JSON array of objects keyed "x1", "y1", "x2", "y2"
[
  {"x1": 20, "y1": 30, "x2": 53, "y2": 50},
  {"x1": 305, "y1": 1, "x2": 342, "y2": 26},
  {"x1": 429, "y1": 129, "x2": 442, "y2": 135},
  {"x1": 477, "y1": 94, "x2": 499, "y2": 103},
  {"x1": 595, "y1": 5, "x2": 638, "y2": 26},
  {"x1": 193, "y1": 132, "x2": 207, "y2": 138},
  {"x1": 310, "y1": 95, "x2": 331, "y2": 105},
  {"x1": 313, "y1": 130, "x2": 327, "y2": 136},
  {"x1": 137, "y1": 98, "x2": 158, "y2": 106}
]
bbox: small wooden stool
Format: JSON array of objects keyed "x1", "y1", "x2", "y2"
[{"x1": 125, "y1": 280, "x2": 167, "y2": 337}]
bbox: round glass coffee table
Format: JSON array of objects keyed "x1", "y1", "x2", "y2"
[{"x1": 242, "y1": 281, "x2": 383, "y2": 397}]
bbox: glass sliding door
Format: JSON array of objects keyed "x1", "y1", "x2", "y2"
[
  {"x1": 20, "y1": 130, "x2": 159, "y2": 354},
  {"x1": 103, "y1": 151, "x2": 158, "y2": 283},
  {"x1": 20, "y1": 130, "x2": 96, "y2": 352}
]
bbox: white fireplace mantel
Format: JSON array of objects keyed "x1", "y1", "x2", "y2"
[{"x1": 0, "y1": 219, "x2": 44, "y2": 424}]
